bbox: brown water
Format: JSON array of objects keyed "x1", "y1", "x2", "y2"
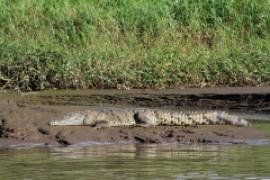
[{"x1": 0, "y1": 144, "x2": 270, "y2": 180}]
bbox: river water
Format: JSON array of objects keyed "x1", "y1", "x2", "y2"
[{"x1": 0, "y1": 143, "x2": 270, "y2": 180}]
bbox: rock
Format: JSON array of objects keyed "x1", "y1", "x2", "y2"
[
  {"x1": 197, "y1": 138, "x2": 216, "y2": 144},
  {"x1": 134, "y1": 135, "x2": 160, "y2": 144},
  {"x1": 182, "y1": 129, "x2": 194, "y2": 134},
  {"x1": 38, "y1": 128, "x2": 50, "y2": 135},
  {"x1": 212, "y1": 131, "x2": 228, "y2": 137},
  {"x1": 55, "y1": 132, "x2": 71, "y2": 146},
  {"x1": 134, "y1": 136, "x2": 145, "y2": 143},
  {"x1": 0, "y1": 125, "x2": 14, "y2": 138},
  {"x1": 163, "y1": 130, "x2": 174, "y2": 138}
]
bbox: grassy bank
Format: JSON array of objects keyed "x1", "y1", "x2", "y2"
[{"x1": 0, "y1": 0, "x2": 270, "y2": 91}]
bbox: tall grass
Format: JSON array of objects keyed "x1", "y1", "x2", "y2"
[{"x1": 0, "y1": 0, "x2": 269, "y2": 90}]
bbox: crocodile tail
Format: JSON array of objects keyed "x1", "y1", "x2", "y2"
[{"x1": 216, "y1": 111, "x2": 249, "y2": 127}]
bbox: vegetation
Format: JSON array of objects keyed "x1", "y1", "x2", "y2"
[{"x1": 0, "y1": 0, "x2": 269, "y2": 91}]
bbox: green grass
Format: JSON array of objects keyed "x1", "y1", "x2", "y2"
[{"x1": 0, "y1": 0, "x2": 270, "y2": 91}]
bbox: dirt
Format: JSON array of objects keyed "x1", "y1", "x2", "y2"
[
  {"x1": 4, "y1": 87, "x2": 269, "y2": 113},
  {"x1": 0, "y1": 87, "x2": 270, "y2": 147}
]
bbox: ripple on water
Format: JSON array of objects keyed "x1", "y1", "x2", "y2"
[{"x1": 0, "y1": 144, "x2": 270, "y2": 179}]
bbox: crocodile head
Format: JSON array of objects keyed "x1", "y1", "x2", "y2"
[{"x1": 49, "y1": 112, "x2": 85, "y2": 126}]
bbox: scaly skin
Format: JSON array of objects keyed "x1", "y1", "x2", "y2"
[{"x1": 49, "y1": 108, "x2": 249, "y2": 127}]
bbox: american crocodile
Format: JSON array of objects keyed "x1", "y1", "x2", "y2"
[{"x1": 49, "y1": 108, "x2": 249, "y2": 128}]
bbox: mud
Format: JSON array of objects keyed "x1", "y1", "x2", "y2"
[
  {"x1": 0, "y1": 87, "x2": 270, "y2": 147},
  {"x1": 9, "y1": 87, "x2": 270, "y2": 111}
]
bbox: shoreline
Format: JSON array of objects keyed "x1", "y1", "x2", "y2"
[
  {"x1": 0, "y1": 87, "x2": 269, "y2": 148},
  {"x1": 1, "y1": 138, "x2": 270, "y2": 150}
]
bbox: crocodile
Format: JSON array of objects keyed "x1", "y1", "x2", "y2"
[{"x1": 49, "y1": 108, "x2": 249, "y2": 128}]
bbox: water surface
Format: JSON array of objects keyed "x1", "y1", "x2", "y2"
[{"x1": 0, "y1": 144, "x2": 270, "y2": 180}]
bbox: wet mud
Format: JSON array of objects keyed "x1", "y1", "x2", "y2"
[{"x1": 0, "y1": 87, "x2": 270, "y2": 147}]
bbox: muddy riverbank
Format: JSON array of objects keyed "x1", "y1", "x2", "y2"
[
  {"x1": 5, "y1": 87, "x2": 269, "y2": 111},
  {"x1": 0, "y1": 87, "x2": 270, "y2": 147}
]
